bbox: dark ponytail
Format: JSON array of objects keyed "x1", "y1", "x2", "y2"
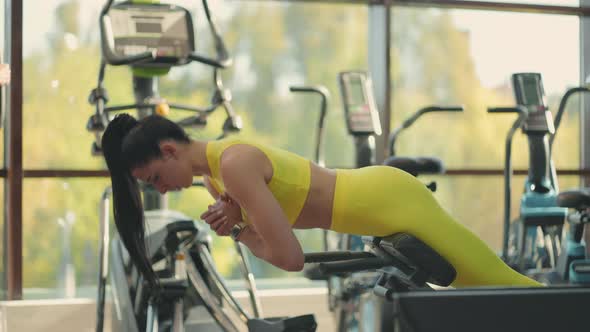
[
  {"x1": 102, "y1": 114, "x2": 190, "y2": 291},
  {"x1": 101, "y1": 113, "x2": 159, "y2": 292}
]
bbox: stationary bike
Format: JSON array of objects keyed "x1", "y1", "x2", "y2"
[{"x1": 88, "y1": 1, "x2": 317, "y2": 331}]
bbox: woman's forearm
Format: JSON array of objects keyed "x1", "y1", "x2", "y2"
[{"x1": 237, "y1": 226, "x2": 268, "y2": 260}]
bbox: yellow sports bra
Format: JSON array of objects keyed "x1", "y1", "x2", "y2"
[{"x1": 205, "y1": 137, "x2": 311, "y2": 226}]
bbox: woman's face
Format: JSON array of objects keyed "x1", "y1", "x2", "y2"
[{"x1": 132, "y1": 154, "x2": 193, "y2": 194}]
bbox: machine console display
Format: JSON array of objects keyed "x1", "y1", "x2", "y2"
[
  {"x1": 102, "y1": 3, "x2": 194, "y2": 62},
  {"x1": 338, "y1": 71, "x2": 382, "y2": 136},
  {"x1": 512, "y1": 73, "x2": 555, "y2": 133}
]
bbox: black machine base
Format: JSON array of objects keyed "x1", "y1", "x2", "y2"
[
  {"x1": 247, "y1": 314, "x2": 317, "y2": 332},
  {"x1": 392, "y1": 286, "x2": 590, "y2": 332}
]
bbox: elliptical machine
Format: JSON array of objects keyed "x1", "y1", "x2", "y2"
[
  {"x1": 88, "y1": 1, "x2": 317, "y2": 331},
  {"x1": 489, "y1": 73, "x2": 566, "y2": 273},
  {"x1": 489, "y1": 73, "x2": 590, "y2": 281}
]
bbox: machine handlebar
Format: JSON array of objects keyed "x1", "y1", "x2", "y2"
[{"x1": 389, "y1": 105, "x2": 464, "y2": 156}]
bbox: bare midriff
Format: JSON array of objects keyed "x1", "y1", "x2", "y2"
[{"x1": 292, "y1": 163, "x2": 336, "y2": 230}]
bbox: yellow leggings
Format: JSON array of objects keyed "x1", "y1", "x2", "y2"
[{"x1": 331, "y1": 166, "x2": 542, "y2": 288}]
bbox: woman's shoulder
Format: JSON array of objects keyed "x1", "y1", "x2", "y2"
[
  {"x1": 209, "y1": 136, "x2": 246, "y2": 154},
  {"x1": 217, "y1": 136, "x2": 255, "y2": 147},
  {"x1": 219, "y1": 138, "x2": 275, "y2": 171},
  {"x1": 220, "y1": 139, "x2": 265, "y2": 162},
  {"x1": 218, "y1": 136, "x2": 274, "y2": 154}
]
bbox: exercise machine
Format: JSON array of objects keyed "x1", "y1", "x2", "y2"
[
  {"x1": 556, "y1": 188, "x2": 590, "y2": 283},
  {"x1": 305, "y1": 223, "x2": 458, "y2": 331},
  {"x1": 89, "y1": 1, "x2": 317, "y2": 331},
  {"x1": 489, "y1": 73, "x2": 590, "y2": 281},
  {"x1": 306, "y1": 216, "x2": 590, "y2": 332},
  {"x1": 289, "y1": 85, "x2": 329, "y2": 169},
  {"x1": 489, "y1": 73, "x2": 565, "y2": 272},
  {"x1": 97, "y1": 192, "x2": 317, "y2": 332}
]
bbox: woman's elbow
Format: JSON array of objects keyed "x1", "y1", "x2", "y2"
[
  {"x1": 284, "y1": 259, "x2": 304, "y2": 272},
  {"x1": 273, "y1": 253, "x2": 304, "y2": 272}
]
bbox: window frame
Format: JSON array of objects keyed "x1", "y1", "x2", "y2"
[{"x1": 3, "y1": 0, "x2": 590, "y2": 300}]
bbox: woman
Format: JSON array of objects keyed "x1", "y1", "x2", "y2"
[{"x1": 102, "y1": 113, "x2": 542, "y2": 290}]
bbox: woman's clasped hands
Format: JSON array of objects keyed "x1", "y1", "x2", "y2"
[{"x1": 200, "y1": 193, "x2": 243, "y2": 236}]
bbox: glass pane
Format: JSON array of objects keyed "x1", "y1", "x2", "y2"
[
  {"x1": 165, "y1": 0, "x2": 367, "y2": 281},
  {"x1": 24, "y1": 0, "x2": 366, "y2": 284},
  {"x1": 22, "y1": 0, "x2": 364, "y2": 169},
  {"x1": 391, "y1": 8, "x2": 580, "y2": 169},
  {"x1": 20, "y1": 176, "x2": 320, "y2": 296},
  {"x1": 226, "y1": 0, "x2": 367, "y2": 277},
  {"x1": 22, "y1": 178, "x2": 110, "y2": 299},
  {"x1": 23, "y1": 1, "x2": 103, "y2": 169},
  {"x1": 432, "y1": 175, "x2": 581, "y2": 252},
  {"x1": 217, "y1": 1, "x2": 368, "y2": 169}
]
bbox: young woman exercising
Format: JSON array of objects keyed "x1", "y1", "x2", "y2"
[{"x1": 102, "y1": 113, "x2": 542, "y2": 289}]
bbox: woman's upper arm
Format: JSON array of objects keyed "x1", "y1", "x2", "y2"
[
  {"x1": 203, "y1": 176, "x2": 220, "y2": 200},
  {"x1": 220, "y1": 150, "x2": 304, "y2": 271}
]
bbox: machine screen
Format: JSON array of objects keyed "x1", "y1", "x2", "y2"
[
  {"x1": 106, "y1": 5, "x2": 193, "y2": 60},
  {"x1": 348, "y1": 76, "x2": 366, "y2": 109},
  {"x1": 339, "y1": 71, "x2": 381, "y2": 135},
  {"x1": 136, "y1": 22, "x2": 162, "y2": 34},
  {"x1": 512, "y1": 73, "x2": 553, "y2": 133},
  {"x1": 521, "y1": 76, "x2": 542, "y2": 108}
]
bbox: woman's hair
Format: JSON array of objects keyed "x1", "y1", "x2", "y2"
[{"x1": 101, "y1": 114, "x2": 190, "y2": 290}]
